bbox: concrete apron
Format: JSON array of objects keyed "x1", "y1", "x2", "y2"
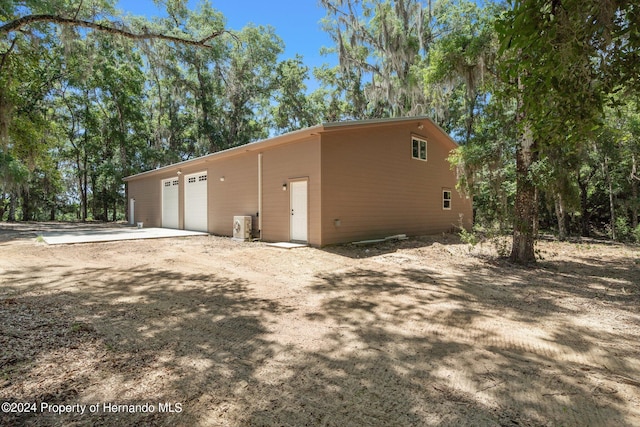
[{"x1": 40, "y1": 227, "x2": 208, "y2": 245}]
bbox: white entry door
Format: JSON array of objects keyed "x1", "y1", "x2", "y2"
[
  {"x1": 290, "y1": 180, "x2": 308, "y2": 242},
  {"x1": 162, "y1": 177, "x2": 179, "y2": 229},
  {"x1": 184, "y1": 172, "x2": 208, "y2": 232}
]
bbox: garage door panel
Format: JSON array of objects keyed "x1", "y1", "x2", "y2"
[
  {"x1": 184, "y1": 172, "x2": 208, "y2": 232},
  {"x1": 162, "y1": 177, "x2": 179, "y2": 229}
]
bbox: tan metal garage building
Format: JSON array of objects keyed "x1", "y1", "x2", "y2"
[{"x1": 123, "y1": 116, "x2": 472, "y2": 246}]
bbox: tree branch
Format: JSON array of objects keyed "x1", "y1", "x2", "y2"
[
  {"x1": 73, "y1": 0, "x2": 84, "y2": 20},
  {"x1": 0, "y1": 37, "x2": 18, "y2": 71},
  {"x1": 0, "y1": 14, "x2": 228, "y2": 48}
]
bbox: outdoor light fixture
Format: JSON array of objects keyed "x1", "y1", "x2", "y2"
[
  {"x1": 282, "y1": 183, "x2": 287, "y2": 191},
  {"x1": 177, "y1": 170, "x2": 182, "y2": 175},
  {"x1": 417, "y1": 123, "x2": 424, "y2": 130},
  {"x1": 220, "y1": 176, "x2": 225, "y2": 182}
]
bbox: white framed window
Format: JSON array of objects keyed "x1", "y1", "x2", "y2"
[
  {"x1": 443, "y1": 190, "x2": 452, "y2": 210},
  {"x1": 412, "y1": 137, "x2": 427, "y2": 161}
]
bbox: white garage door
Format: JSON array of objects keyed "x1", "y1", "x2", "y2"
[
  {"x1": 162, "y1": 177, "x2": 179, "y2": 229},
  {"x1": 184, "y1": 171, "x2": 208, "y2": 232}
]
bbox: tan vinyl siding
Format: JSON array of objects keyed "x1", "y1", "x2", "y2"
[
  {"x1": 125, "y1": 138, "x2": 321, "y2": 242},
  {"x1": 261, "y1": 136, "x2": 321, "y2": 246},
  {"x1": 320, "y1": 121, "x2": 472, "y2": 245},
  {"x1": 127, "y1": 173, "x2": 167, "y2": 227},
  {"x1": 209, "y1": 154, "x2": 259, "y2": 236},
  {"x1": 125, "y1": 117, "x2": 470, "y2": 247}
]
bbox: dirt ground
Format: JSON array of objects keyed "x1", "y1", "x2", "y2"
[{"x1": 1, "y1": 222, "x2": 639, "y2": 426}]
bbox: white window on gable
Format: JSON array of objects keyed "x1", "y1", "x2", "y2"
[
  {"x1": 443, "y1": 189, "x2": 452, "y2": 210},
  {"x1": 412, "y1": 137, "x2": 427, "y2": 161}
]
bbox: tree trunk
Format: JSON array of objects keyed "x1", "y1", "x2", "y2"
[
  {"x1": 533, "y1": 186, "x2": 539, "y2": 237},
  {"x1": 102, "y1": 188, "x2": 108, "y2": 221},
  {"x1": 195, "y1": 59, "x2": 217, "y2": 153},
  {"x1": 112, "y1": 191, "x2": 117, "y2": 222},
  {"x1": 464, "y1": 88, "x2": 477, "y2": 145},
  {"x1": 631, "y1": 154, "x2": 638, "y2": 229},
  {"x1": 510, "y1": 122, "x2": 538, "y2": 263},
  {"x1": 8, "y1": 191, "x2": 16, "y2": 221},
  {"x1": 21, "y1": 190, "x2": 30, "y2": 221},
  {"x1": 82, "y1": 152, "x2": 88, "y2": 221},
  {"x1": 124, "y1": 184, "x2": 129, "y2": 224},
  {"x1": 76, "y1": 154, "x2": 84, "y2": 220},
  {"x1": 577, "y1": 169, "x2": 592, "y2": 237},
  {"x1": 73, "y1": 143, "x2": 85, "y2": 221},
  {"x1": 90, "y1": 174, "x2": 97, "y2": 220},
  {"x1": 82, "y1": 98, "x2": 89, "y2": 221},
  {"x1": 554, "y1": 192, "x2": 567, "y2": 240},
  {"x1": 510, "y1": 72, "x2": 538, "y2": 264},
  {"x1": 603, "y1": 156, "x2": 616, "y2": 240},
  {"x1": 0, "y1": 193, "x2": 5, "y2": 220}
]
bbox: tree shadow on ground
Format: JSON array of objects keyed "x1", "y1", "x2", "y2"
[
  {"x1": 0, "y1": 221, "x2": 130, "y2": 242},
  {"x1": 1, "y1": 266, "x2": 291, "y2": 426},
  {"x1": 242, "y1": 254, "x2": 640, "y2": 426},
  {"x1": 1, "y1": 239, "x2": 638, "y2": 426}
]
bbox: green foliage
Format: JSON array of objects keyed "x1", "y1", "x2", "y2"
[
  {"x1": 497, "y1": 0, "x2": 639, "y2": 146},
  {"x1": 271, "y1": 56, "x2": 323, "y2": 132},
  {"x1": 424, "y1": 0, "x2": 501, "y2": 140},
  {"x1": 1, "y1": 0, "x2": 313, "y2": 221},
  {"x1": 459, "y1": 224, "x2": 512, "y2": 258},
  {"x1": 2, "y1": 0, "x2": 639, "y2": 245},
  {"x1": 614, "y1": 216, "x2": 633, "y2": 242},
  {"x1": 491, "y1": 0, "x2": 640, "y2": 261},
  {"x1": 633, "y1": 224, "x2": 640, "y2": 244},
  {"x1": 448, "y1": 89, "x2": 518, "y2": 230},
  {"x1": 458, "y1": 226, "x2": 478, "y2": 247},
  {"x1": 319, "y1": 0, "x2": 429, "y2": 118},
  {"x1": 0, "y1": 151, "x2": 28, "y2": 190}
]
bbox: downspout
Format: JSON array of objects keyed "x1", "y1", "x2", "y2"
[{"x1": 258, "y1": 153, "x2": 263, "y2": 240}]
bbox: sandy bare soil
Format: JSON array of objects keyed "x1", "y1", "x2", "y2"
[{"x1": 1, "y1": 222, "x2": 639, "y2": 426}]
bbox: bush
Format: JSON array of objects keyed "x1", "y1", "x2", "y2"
[
  {"x1": 633, "y1": 224, "x2": 640, "y2": 244},
  {"x1": 459, "y1": 224, "x2": 511, "y2": 258},
  {"x1": 614, "y1": 216, "x2": 633, "y2": 242},
  {"x1": 459, "y1": 227, "x2": 478, "y2": 246}
]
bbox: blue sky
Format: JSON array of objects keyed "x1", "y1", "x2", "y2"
[{"x1": 116, "y1": 0, "x2": 338, "y2": 83}]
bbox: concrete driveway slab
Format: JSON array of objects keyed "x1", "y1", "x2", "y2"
[{"x1": 40, "y1": 227, "x2": 208, "y2": 244}]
